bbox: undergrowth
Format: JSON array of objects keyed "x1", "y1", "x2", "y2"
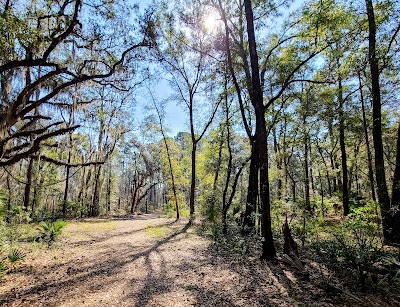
[{"x1": 197, "y1": 219, "x2": 261, "y2": 257}]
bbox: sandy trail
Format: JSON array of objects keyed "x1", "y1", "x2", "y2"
[{"x1": 0, "y1": 214, "x2": 385, "y2": 306}]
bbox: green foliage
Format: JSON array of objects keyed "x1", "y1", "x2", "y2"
[
  {"x1": 0, "y1": 260, "x2": 7, "y2": 276},
  {"x1": 0, "y1": 247, "x2": 25, "y2": 277},
  {"x1": 231, "y1": 205, "x2": 241, "y2": 218},
  {"x1": 163, "y1": 201, "x2": 177, "y2": 218},
  {"x1": 199, "y1": 221, "x2": 259, "y2": 257},
  {"x1": 0, "y1": 193, "x2": 7, "y2": 219},
  {"x1": 205, "y1": 205, "x2": 218, "y2": 222},
  {"x1": 163, "y1": 201, "x2": 189, "y2": 218},
  {"x1": 5, "y1": 206, "x2": 32, "y2": 224},
  {"x1": 7, "y1": 248, "x2": 25, "y2": 269},
  {"x1": 36, "y1": 220, "x2": 67, "y2": 246},
  {"x1": 0, "y1": 221, "x2": 37, "y2": 244},
  {"x1": 145, "y1": 225, "x2": 172, "y2": 238},
  {"x1": 311, "y1": 206, "x2": 384, "y2": 289}
]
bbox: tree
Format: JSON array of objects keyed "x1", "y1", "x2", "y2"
[
  {"x1": 148, "y1": 86, "x2": 180, "y2": 220},
  {"x1": 0, "y1": 0, "x2": 153, "y2": 166},
  {"x1": 365, "y1": 0, "x2": 400, "y2": 244},
  {"x1": 157, "y1": 1, "x2": 220, "y2": 222}
]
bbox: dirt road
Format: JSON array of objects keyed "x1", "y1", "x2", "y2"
[{"x1": 0, "y1": 214, "x2": 381, "y2": 306}]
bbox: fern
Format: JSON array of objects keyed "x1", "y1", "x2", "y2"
[
  {"x1": 37, "y1": 220, "x2": 67, "y2": 246},
  {"x1": 8, "y1": 248, "x2": 25, "y2": 263}
]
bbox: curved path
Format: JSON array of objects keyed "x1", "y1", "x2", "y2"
[{"x1": 0, "y1": 214, "x2": 387, "y2": 306}]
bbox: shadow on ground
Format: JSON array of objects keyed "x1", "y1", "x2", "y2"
[{"x1": 0, "y1": 214, "x2": 388, "y2": 307}]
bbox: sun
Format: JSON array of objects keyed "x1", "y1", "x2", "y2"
[{"x1": 203, "y1": 10, "x2": 220, "y2": 34}]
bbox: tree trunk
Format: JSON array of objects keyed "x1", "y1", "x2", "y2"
[
  {"x1": 91, "y1": 164, "x2": 103, "y2": 216},
  {"x1": 210, "y1": 129, "x2": 224, "y2": 219},
  {"x1": 62, "y1": 89, "x2": 76, "y2": 216},
  {"x1": 222, "y1": 93, "x2": 233, "y2": 233},
  {"x1": 304, "y1": 132, "x2": 311, "y2": 211},
  {"x1": 319, "y1": 169, "x2": 325, "y2": 217},
  {"x1": 6, "y1": 173, "x2": 11, "y2": 211},
  {"x1": 24, "y1": 157, "x2": 34, "y2": 211},
  {"x1": 23, "y1": 51, "x2": 34, "y2": 212},
  {"x1": 273, "y1": 128, "x2": 283, "y2": 200},
  {"x1": 32, "y1": 162, "x2": 44, "y2": 213},
  {"x1": 155, "y1": 102, "x2": 180, "y2": 220},
  {"x1": 390, "y1": 121, "x2": 400, "y2": 242},
  {"x1": 218, "y1": 0, "x2": 256, "y2": 230},
  {"x1": 328, "y1": 120, "x2": 338, "y2": 193},
  {"x1": 358, "y1": 71, "x2": 376, "y2": 201},
  {"x1": 365, "y1": 0, "x2": 393, "y2": 243},
  {"x1": 106, "y1": 163, "x2": 112, "y2": 212},
  {"x1": 244, "y1": 0, "x2": 275, "y2": 259},
  {"x1": 130, "y1": 180, "x2": 140, "y2": 214},
  {"x1": 189, "y1": 141, "x2": 197, "y2": 221},
  {"x1": 244, "y1": 141, "x2": 258, "y2": 229},
  {"x1": 338, "y1": 74, "x2": 349, "y2": 216},
  {"x1": 62, "y1": 150, "x2": 72, "y2": 216},
  {"x1": 317, "y1": 142, "x2": 332, "y2": 197},
  {"x1": 292, "y1": 179, "x2": 296, "y2": 201}
]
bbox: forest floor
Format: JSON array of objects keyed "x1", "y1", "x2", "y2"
[{"x1": 0, "y1": 213, "x2": 398, "y2": 306}]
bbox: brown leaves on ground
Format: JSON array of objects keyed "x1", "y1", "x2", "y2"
[{"x1": 0, "y1": 214, "x2": 397, "y2": 306}]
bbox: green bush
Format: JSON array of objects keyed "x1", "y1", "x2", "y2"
[
  {"x1": 0, "y1": 222, "x2": 37, "y2": 244},
  {"x1": 36, "y1": 220, "x2": 67, "y2": 246},
  {"x1": 163, "y1": 201, "x2": 189, "y2": 218},
  {"x1": 0, "y1": 247, "x2": 25, "y2": 277},
  {"x1": 7, "y1": 248, "x2": 25, "y2": 270},
  {"x1": 198, "y1": 220, "x2": 259, "y2": 257},
  {"x1": 311, "y1": 205, "x2": 384, "y2": 289},
  {"x1": 4, "y1": 206, "x2": 31, "y2": 224}
]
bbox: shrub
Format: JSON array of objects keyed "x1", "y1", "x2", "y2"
[
  {"x1": 163, "y1": 201, "x2": 189, "y2": 218},
  {"x1": 36, "y1": 220, "x2": 67, "y2": 246},
  {"x1": 4, "y1": 206, "x2": 31, "y2": 224},
  {"x1": 310, "y1": 205, "x2": 384, "y2": 290},
  {"x1": 0, "y1": 247, "x2": 25, "y2": 277},
  {"x1": 7, "y1": 248, "x2": 25, "y2": 270}
]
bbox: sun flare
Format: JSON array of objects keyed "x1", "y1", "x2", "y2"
[{"x1": 204, "y1": 10, "x2": 220, "y2": 33}]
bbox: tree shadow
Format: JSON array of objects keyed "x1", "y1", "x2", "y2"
[{"x1": 0, "y1": 223, "x2": 189, "y2": 306}]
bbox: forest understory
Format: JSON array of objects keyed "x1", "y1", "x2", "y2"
[{"x1": 0, "y1": 213, "x2": 399, "y2": 307}]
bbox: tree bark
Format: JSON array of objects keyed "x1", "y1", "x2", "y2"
[
  {"x1": 62, "y1": 87, "x2": 76, "y2": 216},
  {"x1": 338, "y1": 74, "x2": 349, "y2": 216},
  {"x1": 390, "y1": 121, "x2": 400, "y2": 242},
  {"x1": 106, "y1": 163, "x2": 112, "y2": 212},
  {"x1": 328, "y1": 121, "x2": 338, "y2": 193},
  {"x1": 23, "y1": 157, "x2": 34, "y2": 211},
  {"x1": 244, "y1": 142, "x2": 258, "y2": 229},
  {"x1": 273, "y1": 128, "x2": 283, "y2": 200},
  {"x1": 244, "y1": 0, "x2": 275, "y2": 260},
  {"x1": 6, "y1": 173, "x2": 11, "y2": 211},
  {"x1": 91, "y1": 164, "x2": 103, "y2": 216},
  {"x1": 317, "y1": 140, "x2": 332, "y2": 197},
  {"x1": 189, "y1": 141, "x2": 197, "y2": 221},
  {"x1": 217, "y1": 0, "x2": 256, "y2": 229},
  {"x1": 222, "y1": 91, "x2": 233, "y2": 233},
  {"x1": 358, "y1": 71, "x2": 376, "y2": 201},
  {"x1": 62, "y1": 150, "x2": 72, "y2": 216},
  {"x1": 210, "y1": 129, "x2": 224, "y2": 219},
  {"x1": 365, "y1": 0, "x2": 393, "y2": 242},
  {"x1": 303, "y1": 114, "x2": 311, "y2": 211}
]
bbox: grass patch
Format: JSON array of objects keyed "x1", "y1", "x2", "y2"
[
  {"x1": 76, "y1": 220, "x2": 117, "y2": 232},
  {"x1": 145, "y1": 225, "x2": 172, "y2": 238}
]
